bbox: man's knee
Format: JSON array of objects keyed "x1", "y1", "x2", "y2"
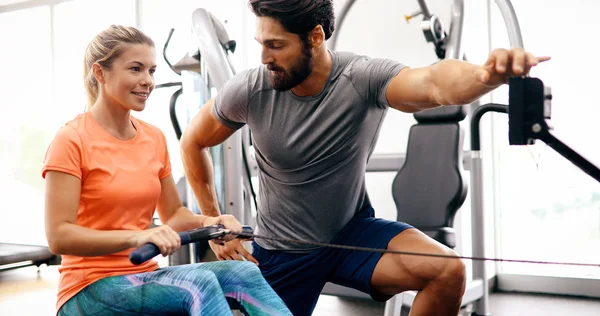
[{"x1": 438, "y1": 250, "x2": 466, "y2": 289}]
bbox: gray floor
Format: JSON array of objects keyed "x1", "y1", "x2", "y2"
[{"x1": 313, "y1": 292, "x2": 600, "y2": 316}]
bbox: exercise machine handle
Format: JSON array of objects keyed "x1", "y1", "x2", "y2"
[{"x1": 129, "y1": 225, "x2": 254, "y2": 265}]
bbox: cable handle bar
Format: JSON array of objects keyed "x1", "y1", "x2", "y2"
[{"x1": 129, "y1": 225, "x2": 254, "y2": 265}]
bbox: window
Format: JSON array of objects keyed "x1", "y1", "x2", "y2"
[
  {"x1": 53, "y1": 0, "x2": 136, "y2": 120},
  {"x1": 490, "y1": 0, "x2": 600, "y2": 278},
  {"x1": 0, "y1": 6, "x2": 52, "y2": 245},
  {"x1": 0, "y1": 0, "x2": 136, "y2": 246}
]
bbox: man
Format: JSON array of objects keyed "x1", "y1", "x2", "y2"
[{"x1": 181, "y1": 1, "x2": 549, "y2": 315}]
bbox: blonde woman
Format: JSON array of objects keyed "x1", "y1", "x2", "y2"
[{"x1": 42, "y1": 25, "x2": 291, "y2": 316}]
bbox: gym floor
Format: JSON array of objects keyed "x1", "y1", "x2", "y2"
[{"x1": 1, "y1": 265, "x2": 599, "y2": 316}]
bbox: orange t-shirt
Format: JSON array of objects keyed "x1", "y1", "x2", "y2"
[{"x1": 41, "y1": 111, "x2": 172, "y2": 312}]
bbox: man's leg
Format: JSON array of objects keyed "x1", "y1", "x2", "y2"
[
  {"x1": 328, "y1": 206, "x2": 466, "y2": 316},
  {"x1": 371, "y1": 229, "x2": 466, "y2": 316},
  {"x1": 252, "y1": 241, "x2": 332, "y2": 316}
]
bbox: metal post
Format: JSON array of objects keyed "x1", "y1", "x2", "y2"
[
  {"x1": 469, "y1": 153, "x2": 489, "y2": 315},
  {"x1": 328, "y1": 0, "x2": 356, "y2": 50},
  {"x1": 416, "y1": 0, "x2": 432, "y2": 18},
  {"x1": 444, "y1": 0, "x2": 465, "y2": 60},
  {"x1": 191, "y1": 8, "x2": 245, "y2": 222},
  {"x1": 494, "y1": 0, "x2": 524, "y2": 48},
  {"x1": 470, "y1": 103, "x2": 507, "y2": 315}
]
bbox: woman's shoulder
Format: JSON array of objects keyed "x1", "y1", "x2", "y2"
[
  {"x1": 131, "y1": 116, "x2": 167, "y2": 141},
  {"x1": 53, "y1": 112, "x2": 88, "y2": 141}
]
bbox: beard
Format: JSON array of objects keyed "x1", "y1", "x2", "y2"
[{"x1": 268, "y1": 44, "x2": 314, "y2": 91}]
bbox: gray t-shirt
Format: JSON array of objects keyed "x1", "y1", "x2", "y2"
[{"x1": 213, "y1": 50, "x2": 406, "y2": 251}]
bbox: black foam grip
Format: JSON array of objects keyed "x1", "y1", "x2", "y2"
[{"x1": 129, "y1": 231, "x2": 192, "y2": 265}]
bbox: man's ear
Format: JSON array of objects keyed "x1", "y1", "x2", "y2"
[
  {"x1": 91, "y1": 63, "x2": 106, "y2": 84},
  {"x1": 309, "y1": 25, "x2": 325, "y2": 48}
]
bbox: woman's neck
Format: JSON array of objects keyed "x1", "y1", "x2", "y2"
[{"x1": 90, "y1": 97, "x2": 136, "y2": 141}]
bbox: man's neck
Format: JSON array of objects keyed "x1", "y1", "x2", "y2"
[{"x1": 291, "y1": 49, "x2": 332, "y2": 97}]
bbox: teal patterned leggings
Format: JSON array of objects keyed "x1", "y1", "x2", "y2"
[{"x1": 58, "y1": 261, "x2": 292, "y2": 316}]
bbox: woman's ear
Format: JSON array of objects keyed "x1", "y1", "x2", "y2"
[{"x1": 92, "y1": 63, "x2": 106, "y2": 84}]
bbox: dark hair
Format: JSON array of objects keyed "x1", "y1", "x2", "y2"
[{"x1": 249, "y1": 0, "x2": 335, "y2": 45}]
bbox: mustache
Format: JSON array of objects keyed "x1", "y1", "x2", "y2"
[{"x1": 267, "y1": 63, "x2": 284, "y2": 72}]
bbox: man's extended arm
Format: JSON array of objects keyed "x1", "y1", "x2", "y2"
[{"x1": 385, "y1": 48, "x2": 550, "y2": 112}]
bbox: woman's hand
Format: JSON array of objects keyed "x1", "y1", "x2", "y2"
[{"x1": 129, "y1": 225, "x2": 181, "y2": 257}]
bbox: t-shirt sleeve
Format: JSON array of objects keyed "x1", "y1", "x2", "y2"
[
  {"x1": 41, "y1": 125, "x2": 83, "y2": 179},
  {"x1": 212, "y1": 70, "x2": 251, "y2": 130},
  {"x1": 157, "y1": 128, "x2": 172, "y2": 180},
  {"x1": 350, "y1": 57, "x2": 407, "y2": 108}
]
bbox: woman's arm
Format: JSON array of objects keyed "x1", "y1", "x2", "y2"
[
  {"x1": 155, "y1": 173, "x2": 205, "y2": 231},
  {"x1": 44, "y1": 171, "x2": 180, "y2": 257},
  {"x1": 155, "y1": 173, "x2": 243, "y2": 233}
]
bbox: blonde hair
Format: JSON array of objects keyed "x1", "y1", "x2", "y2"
[{"x1": 83, "y1": 25, "x2": 155, "y2": 110}]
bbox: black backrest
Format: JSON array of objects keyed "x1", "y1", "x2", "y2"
[{"x1": 392, "y1": 105, "x2": 468, "y2": 229}]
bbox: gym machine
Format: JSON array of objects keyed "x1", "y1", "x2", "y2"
[
  {"x1": 0, "y1": 243, "x2": 59, "y2": 272},
  {"x1": 163, "y1": 7, "x2": 256, "y2": 265},
  {"x1": 326, "y1": 0, "x2": 526, "y2": 315}
]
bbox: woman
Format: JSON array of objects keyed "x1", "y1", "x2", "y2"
[{"x1": 42, "y1": 24, "x2": 290, "y2": 316}]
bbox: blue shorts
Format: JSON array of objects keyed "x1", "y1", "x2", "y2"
[{"x1": 251, "y1": 206, "x2": 413, "y2": 316}]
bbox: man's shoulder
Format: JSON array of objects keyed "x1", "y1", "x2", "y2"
[
  {"x1": 332, "y1": 50, "x2": 365, "y2": 62},
  {"x1": 227, "y1": 66, "x2": 270, "y2": 93},
  {"x1": 332, "y1": 50, "x2": 406, "y2": 82},
  {"x1": 331, "y1": 50, "x2": 382, "y2": 77},
  {"x1": 333, "y1": 50, "x2": 395, "y2": 70}
]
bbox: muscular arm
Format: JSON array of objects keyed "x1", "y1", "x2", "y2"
[
  {"x1": 385, "y1": 59, "x2": 499, "y2": 112},
  {"x1": 386, "y1": 48, "x2": 548, "y2": 112},
  {"x1": 180, "y1": 99, "x2": 236, "y2": 217},
  {"x1": 45, "y1": 171, "x2": 140, "y2": 256}
]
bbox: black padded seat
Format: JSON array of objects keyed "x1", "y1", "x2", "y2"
[
  {"x1": 0, "y1": 243, "x2": 58, "y2": 270},
  {"x1": 392, "y1": 105, "x2": 468, "y2": 248}
]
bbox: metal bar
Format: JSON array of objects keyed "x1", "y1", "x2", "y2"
[
  {"x1": 192, "y1": 9, "x2": 235, "y2": 91},
  {"x1": 134, "y1": 0, "x2": 142, "y2": 28},
  {"x1": 191, "y1": 8, "x2": 244, "y2": 222},
  {"x1": 49, "y1": 3, "x2": 56, "y2": 112},
  {"x1": 494, "y1": 0, "x2": 524, "y2": 48},
  {"x1": 497, "y1": 273, "x2": 600, "y2": 298},
  {"x1": 416, "y1": 0, "x2": 432, "y2": 19},
  {"x1": 0, "y1": 0, "x2": 73, "y2": 13},
  {"x1": 538, "y1": 130, "x2": 600, "y2": 183},
  {"x1": 444, "y1": 0, "x2": 465, "y2": 60},
  {"x1": 469, "y1": 154, "x2": 490, "y2": 315},
  {"x1": 366, "y1": 152, "x2": 472, "y2": 173},
  {"x1": 328, "y1": 0, "x2": 356, "y2": 50},
  {"x1": 365, "y1": 154, "x2": 405, "y2": 172},
  {"x1": 470, "y1": 104, "x2": 508, "y2": 315},
  {"x1": 470, "y1": 103, "x2": 507, "y2": 151}
]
